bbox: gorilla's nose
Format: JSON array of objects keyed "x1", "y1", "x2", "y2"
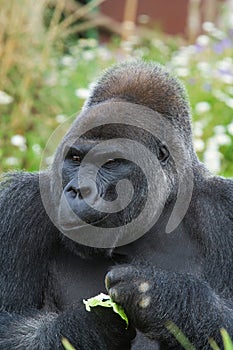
[{"x1": 66, "y1": 184, "x2": 92, "y2": 200}]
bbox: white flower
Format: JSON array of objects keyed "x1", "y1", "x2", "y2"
[
  {"x1": 175, "y1": 67, "x2": 189, "y2": 77},
  {"x1": 11, "y1": 135, "x2": 27, "y2": 151},
  {"x1": 128, "y1": 35, "x2": 140, "y2": 45},
  {"x1": 75, "y1": 88, "x2": 90, "y2": 99},
  {"x1": 207, "y1": 138, "x2": 218, "y2": 150},
  {"x1": 197, "y1": 62, "x2": 210, "y2": 72},
  {"x1": 213, "y1": 90, "x2": 233, "y2": 107},
  {"x1": 217, "y1": 58, "x2": 233, "y2": 71},
  {"x1": 171, "y1": 52, "x2": 189, "y2": 67},
  {"x1": 5, "y1": 157, "x2": 19, "y2": 166},
  {"x1": 202, "y1": 21, "x2": 215, "y2": 32},
  {"x1": 61, "y1": 56, "x2": 76, "y2": 67},
  {"x1": 196, "y1": 35, "x2": 210, "y2": 46},
  {"x1": 151, "y1": 39, "x2": 168, "y2": 52},
  {"x1": 83, "y1": 50, "x2": 96, "y2": 61},
  {"x1": 44, "y1": 73, "x2": 58, "y2": 87},
  {"x1": 194, "y1": 139, "x2": 205, "y2": 152},
  {"x1": 212, "y1": 89, "x2": 227, "y2": 102},
  {"x1": 211, "y1": 28, "x2": 225, "y2": 40},
  {"x1": 195, "y1": 102, "x2": 211, "y2": 114},
  {"x1": 213, "y1": 125, "x2": 225, "y2": 135},
  {"x1": 193, "y1": 121, "x2": 205, "y2": 137},
  {"x1": 45, "y1": 155, "x2": 54, "y2": 165},
  {"x1": 214, "y1": 134, "x2": 231, "y2": 146},
  {"x1": 134, "y1": 47, "x2": 150, "y2": 58},
  {"x1": 78, "y1": 38, "x2": 98, "y2": 48},
  {"x1": 32, "y1": 144, "x2": 42, "y2": 155},
  {"x1": 56, "y1": 114, "x2": 67, "y2": 123},
  {"x1": 218, "y1": 75, "x2": 233, "y2": 84},
  {"x1": 203, "y1": 148, "x2": 221, "y2": 174},
  {"x1": 196, "y1": 62, "x2": 211, "y2": 77},
  {"x1": 227, "y1": 122, "x2": 233, "y2": 135},
  {"x1": 97, "y1": 47, "x2": 112, "y2": 60},
  {"x1": 0, "y1": 91, "x2": 13, "y2": 105},
  {"x1": 226, "y1": 86, "x2": 233, "y2": 95},
  {"x1": 226, "y1": 13, "x2": 233, "y2": 27}
]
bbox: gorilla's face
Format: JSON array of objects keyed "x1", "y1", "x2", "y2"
[
  {"x1": 52, "y1": 101, "x2": 177, "y2": 248},
  {"x1": 59, "y1": 133, "x2": 148, "y2": 229}
]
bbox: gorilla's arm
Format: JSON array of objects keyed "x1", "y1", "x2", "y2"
[
  {"x1": 106, "y1": 176, "x2": 233, "y2": 349},
  {"x1": 0, "y1": 307, "x2": 133, "y2": 350},
  {"x1": 106, "y1": 265, "x2": 233, "y2": 349},
  {"x1": 0, "y1": 173, "x2": 54, "y2": 309},
  {"x1": 0, "y1": 174, "x2": 134, "y2": 350}
]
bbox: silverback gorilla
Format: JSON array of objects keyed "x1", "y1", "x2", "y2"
[{"x1": 0, "y1": 61, "x2": 233, "y2": 350}]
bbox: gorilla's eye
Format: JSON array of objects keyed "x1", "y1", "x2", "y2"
[
  {"x1": 106, "y1": 159, "x2": 116, "y2": 164},
  {"x1": 158, "y1": 145, "x2": 170, "y2": 165},
  {"x1": 103, "y1": 158, "x2": 119, "y2": 168}
]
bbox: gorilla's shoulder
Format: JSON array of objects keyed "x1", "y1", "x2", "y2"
[
  {"x1": 0, "y1": 172, "x2": 50, "y2": 234},
  {"x1": 0, "y1": 172, "x2": 41, "y2": 205},
  {"x1": 0, "y1": 171, "x2": 38, "y2": 187},
  {"x1": 207, "y1": 176, "x2": 233, "y2": 220},
  {"x1": 209, "y1": 176, "x2": 233, "y2": 196},
  {"x1": 0, "y1": 171, "x2": 49, "y2": 194}
]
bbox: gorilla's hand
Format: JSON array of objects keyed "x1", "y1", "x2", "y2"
[
  {"x1": 105, "y1": 265, "x2": 161, "y2": 336},
  {"x1": 105, "y1": 265, "x2": 233, "y2": 348},
  {"x1": 105, "y1": 265, "x2": 201, "y2": 337}
]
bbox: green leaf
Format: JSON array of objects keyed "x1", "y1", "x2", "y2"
[
  {"x1": 61, "y1": 337, "x2": 76, "y2": 350},
  {"x1": 165, "y1": 321, "x2": 196, "y2": 350},
  {"x1": 83, "y1": 292, "x2": 129, "y2": 328},
  {"x1": 209, "y1": 337, "x2": 221, "y2": 350},
  {"x1": 221, "y1": 329, "x2": 233, "y2": 350}
]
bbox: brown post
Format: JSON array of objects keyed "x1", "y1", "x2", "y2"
[
  {"x1": 122, "y1": 0, "x2": 139, "y2": 40},
  {"x1": 186, "y1": 0, "x2": 201, "y2": 42}
]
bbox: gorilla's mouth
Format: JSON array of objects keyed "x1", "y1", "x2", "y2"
[{"x1": 60, "y1": 214, "x2": 110, "y2": 231}]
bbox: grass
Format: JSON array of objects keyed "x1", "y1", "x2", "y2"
[
  {"x1": 61, "y1": 324, "x2": 233, "y2": 350},
  {"x1": 0, "y1": 3, "x2": 233, "y2": 348},
  {"x1": 0, "y1": 1, "x2": 233, "y2": 177}
]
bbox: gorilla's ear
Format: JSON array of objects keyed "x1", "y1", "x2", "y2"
[{"x1": 158, "y1": 144, "x2": 170, "y2": 165}]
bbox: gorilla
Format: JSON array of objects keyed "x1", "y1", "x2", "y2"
[{"x1": 0, "y1": 61, "x2": 233, "y2": 350}]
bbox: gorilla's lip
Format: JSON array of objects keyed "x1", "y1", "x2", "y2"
[{"x1": 60, "y1": 214, "x2": 109, "y2": 231}]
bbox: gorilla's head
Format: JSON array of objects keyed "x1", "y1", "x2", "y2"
[{"x1": 48, "y1": 61, "x2": 196, "y2": 249}]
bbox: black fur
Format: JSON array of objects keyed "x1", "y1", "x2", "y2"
[{"x1": 0, "y1": 61, "x2": 233, "y2": 349}]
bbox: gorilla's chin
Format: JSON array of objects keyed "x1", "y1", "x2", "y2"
[
  {"x1": 60, "y1": 230, "x2": 114, "y2": 259},
  {"x1": 58, "y1": 212, "x2": 110, "y2": 232}
]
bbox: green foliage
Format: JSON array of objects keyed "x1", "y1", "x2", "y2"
[
  {"x1": 83, "y1": 292, "x2": 128, "y2": 327},
  {"x1": 166, "y1": 321, "x2": 233, "y2": 350},
  {"x1": 221, "y1": 329, "x2": 233, "y2": 350},
  {"x1": 61, "y1": 322, "x2": 233, "y2": 350},
  {"x1": 61, "y1": 337, "x2": 76, "y2": 350},
  {"x1": 0, "y1": 2, "x2": 233, "y2": 177},
  {"x1": 165, "y1": 321, "x2": 196, "y2": 350}
]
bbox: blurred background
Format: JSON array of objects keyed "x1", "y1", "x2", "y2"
[{"x1": 0, "y1": 0, "x2": 233, "y2": 176}]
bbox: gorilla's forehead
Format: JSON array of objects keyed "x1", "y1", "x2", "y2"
[{"x1": 70, "y1": 100, "x2": 164, "y2": 139}]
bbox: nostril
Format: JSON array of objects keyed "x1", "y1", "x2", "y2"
[
  {"x1": 66, "y1": 186, "x2": 91, "y2": 200},
  {"x1": 79, "y1": 186, "x2": 91, "y2": 199},
  {"x1": 66, "y1": 186, "x2": 78, "y2": 199}
]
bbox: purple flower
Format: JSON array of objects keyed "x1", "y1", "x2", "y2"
[
  {"x1": 203, "y1": 83, "x2": 212, "y2": 91},
  {"x1": 194, "y1": 44, "x2": 205, "y2": 53},
  {"x1": 213, "y1": 38, "x2": 232, "y2": 54},
  {"x1": 188, "y1": 78, "x2": 196, "y2": 85}
]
